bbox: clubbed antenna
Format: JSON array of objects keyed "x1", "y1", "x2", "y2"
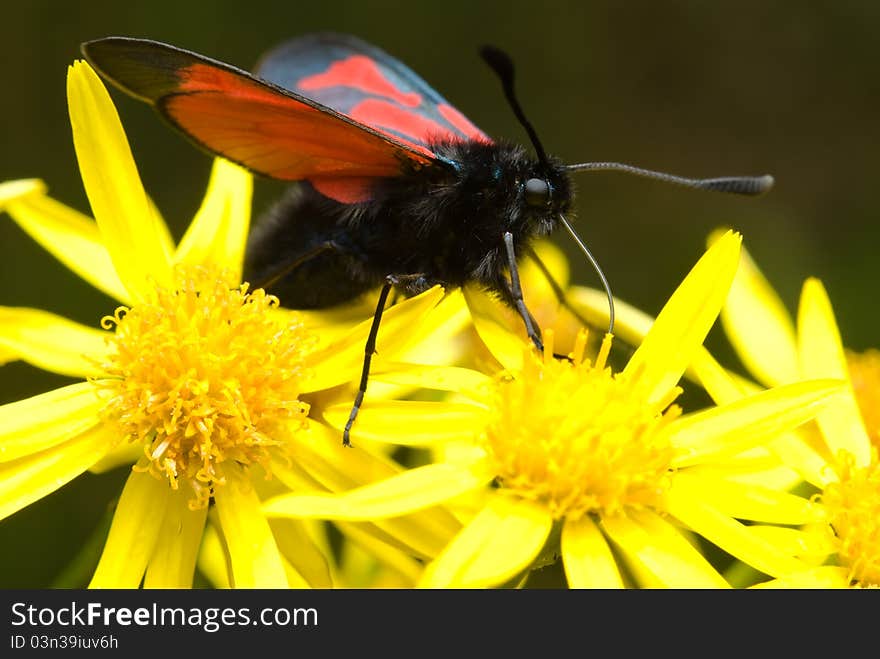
[
  {"x1": 480, "y1": 45, "x2": 549, "y2": 167},
  {"x1": 481, "y1": 45, "x2": 616, "y2": 335},
  {"x1": 566, "y1": 162, "x2": 774, "y2": 196}
]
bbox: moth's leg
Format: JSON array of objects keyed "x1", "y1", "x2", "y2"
[
  {"x1": 343, "y1": 273, "x2": 426, "y2": 447},
  {"x1": 250, "y1": 240, "x2": 339, "y2": 292},
  {"x1": 501, "y1": 232, "x2": 544, "y2": 352}
]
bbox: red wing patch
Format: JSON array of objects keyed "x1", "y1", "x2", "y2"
[
  {"x1": 255, "y1": 34, "x2": 493, "y2": 153},
  {"x1": 309, "y1": 177, "x2": 377, "y2": 203},
  {"x1": 299, "y1": 55, "x2": 421, "y2": 108},
  {"x1": 438, "y1": 103, "x2": 488, "y2": 142},
  {"x1": 348, "y1": 99, "x2": 453, "y2": 146}
]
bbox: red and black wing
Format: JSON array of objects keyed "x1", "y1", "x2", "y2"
[
  {"x1": 80, "y1": 37, "x2": 449, "y2": 202},
  {"x1": 254, "y1": 33, "x2": 491, "y2": 153}
]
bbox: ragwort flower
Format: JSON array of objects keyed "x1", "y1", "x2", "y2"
[
  {"x1": 0, "y1": 61, "x2": 458, "y2": 588},
  {"x1": 708, "y1": 232, "x2": 880, "y2": 587},
  {"x1": 263, "y1": 231, "x2": 844, "y2": 587}
]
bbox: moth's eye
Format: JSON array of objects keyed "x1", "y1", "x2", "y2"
[{"x1": 524, "y1": 178, "x2": 551, "y2": 207}]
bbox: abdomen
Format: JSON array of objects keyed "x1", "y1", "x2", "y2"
[{"x1": 243, "y1": 184, "x2": 382, "y2": 308}]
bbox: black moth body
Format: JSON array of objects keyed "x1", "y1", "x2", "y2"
[{"x1": 244, "y1": 138, "x2": 572, "y2": 311}]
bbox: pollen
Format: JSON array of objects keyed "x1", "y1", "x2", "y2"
[
  {"x1": 95, "y1": 265, "x2": 312, "y2": 508},
  {"x1": 847, "y1": 348, "x2": 880, "y2": 449},
  {"x1": 821, "y1": 451, "x2": 880, "y2": 586},
  {"x1": 482, "y1": 330, "x2": 679, "y2": 520}
]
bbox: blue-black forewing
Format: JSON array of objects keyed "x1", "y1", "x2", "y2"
[{"x1": 254, "y1": 33, "x2": 491, "y2": 152}]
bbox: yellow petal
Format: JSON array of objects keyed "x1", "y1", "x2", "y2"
[
  {"x1": 419, "y1": 494, "x2": 552, "y2": 588},
  {"x1": 680, "y1": 449, "x2": 792, "y2": 484},
  {"x1": 88, "y1": 442, "x2": 141, "y2": 474},
  {"x1": 145, "y1": 194, "x2": 175, "y2": 265},
  {"x1": 568, "y1": 285, "x2": 654, "y2": 347},
  {"x1": 276, "y1": 421, "x2": 410, "y2": 492},
  {"x1": 0, "y1": 306, "x2": 109, "y2": 378},
  {"x1": 0, "y1": 178, "x2": 46, "y2": 204},
  {"x1": 525, "y1": 239, "x2": 571, "y2": 292},
  {"x1": 294, "y1": 297, "x2": 378, "y2": 344},
  {"x1": 267, "y1": 453, "x2": 321, "y2": 492},
  {"x1": 389, "y1": 289, "x2": 472, "y2": 367},
  {"x1": 143, "y1": 485, "x2": 208, "y2": 588},
  {"x1": 5, "y1": 192, "x2": 129, "y2": 303},
  {"x1": 275, "y1": 423, "x2": 462, "y2": 559},
  {"x1": 346, "y1": 518, "x2": 454, "y2": 566},
  {"x1": 263, "y1": 460, "x2": 494, "y2": 521},
  {"x1": 767, "y1": 431, "x2": 835, "y2": 489},
  {"x1": 670, "y1": 471, "x2": 824, "y2": 525},
  {"x1": 280, "y1": 559, "x2": 311, "y2": 589},
  {"x1": 334, "y1": 520, "x2": 424, "y2": 585},
  {"x1": 197, "y1": 521, "x2": 231, "y2": 588},
  {"x1": 0, "y1": 382, "x2": 105, "y2": 462},
  {"x1": 299, "y1": 285, "x2": 445, "y2": 392},
  {"x1": 668, "y1": 378, "x2": 844, "y2": 467},
  {"x1": 561, "y1": 515, "x2": 624, "y2": 588},
  {"x1": 601, "y1": 509, "x2": 729, "y2": 588},
  {"x1": 751, "y1": 565, "x2": 850, "y2": 588},
  {"x1": 0, "y1": 346, "x2": 18, "y2": 367},
  {"x1": 462, "y1": 283, "x2": 525, "y2": 372},
  {"x1": 90, "y1": 469, "x2": 172, "y2": 588},
  {"x1": 624, "y1": 231, "x2": 741, "y2": 405},
  {"x1": 713, "y1": 231, "x2": 799, "y2": 387},
  {"x1": 323, "y1": 400, "x2": 486, "y2": 446},
  {"x1": 748, "y1": 524, "x2": 836, "y2": 562},
  {"x1": 175, "y1": 158, "x2": 252, "y2": 278},
  {"x1": 370, "y1": 362, "x2": 492, "y2": 397},
  {"x1": 0, "y1": 422, "x2": 112, "y2": 521},
  {"x1": 269, "y1": 518, "x2": 333, "y2": 588},
  {"x1": 663, "y1": 485, "x2": 807, "y2": 578},
  {"x1": 214, "y1": 465, "x2": 289, "y2": 588},
  {"x1": 67, "y1": 61, "x2": 173, "y2": 300},
  {"x1": 689, "y1": 346, "x2": 756, "y2": 405},
  {"x1": 520, "y1": 240, "x2": 575, "y2": 333},
  {"x1": 572, "y1": 288, "x2": 760, "y2": 400},
  {"x1": 798, "y1": 277, "x2": 871, "y2": 466},
  {"x1": 693, "y1": 454, "x2": 802, "y2": 492}
]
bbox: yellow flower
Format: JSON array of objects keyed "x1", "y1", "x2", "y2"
[
  {"x1": 263, "y1": 232, "x2": 844, "y2": 587},
  {"x1": 0, "y1": 61, "x2": 458, "y2": 588},
  {"x1": 705, "y1": 231, "x2": 880, "y2": 587}
]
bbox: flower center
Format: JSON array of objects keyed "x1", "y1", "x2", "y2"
[
  {"x1": 821, "y1": 451, "x2": 880, "y2": 586},
  {"x1": 95, "y1": 265, "x2": 311, "y2": 507},
  {"x1": 482, "y1": 331, "x2": 679, "y2": 520},
  {"x1": 847, "y1": 349, "x2": 880, "y2": 450}
]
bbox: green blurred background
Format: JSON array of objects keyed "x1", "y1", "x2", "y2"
[{"x1": 2, "y1": 0, "x2": 878, "y2": 587}]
